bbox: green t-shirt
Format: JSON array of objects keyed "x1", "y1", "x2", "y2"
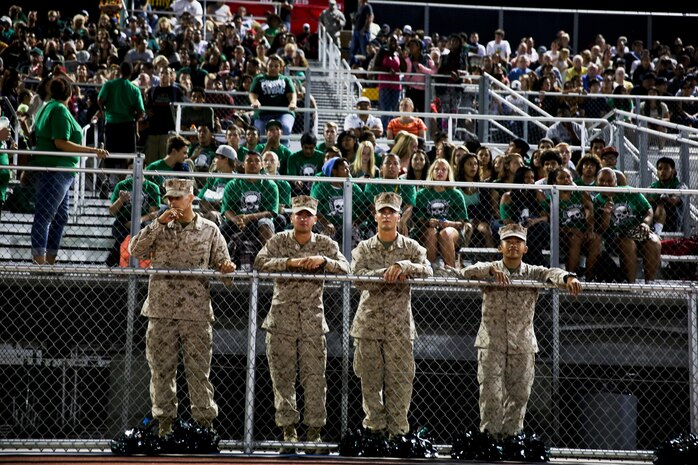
[
  {"x1": 0, "y1": 145, "x2": 9, "y2": 202},
  {"x1": 647, "y1": 177, "x2": 685, "y2": 203},
  {"x1": 32, "y1": 100, "x2": 83, "y2": 168},
  {"x1": 364, "y1": 182, "x2": 417, "y2": 207},
  {"x1": 559, "y1": 191, "x2": 588, "y2": 231},
  {"x1": 145, "y1": 159, "x2": 190, "y2": 191},
  {"x1": 249, "y1": 73, "x2": 296, "y2": 119},
  {"x1": 188, "y1": 142, "x2": 218, "y2": 170},
  {"x1": 414, "y1": 188, "x2": 469, "y2": 221},
  {"x1": 310, "y1": 180, "x2": 364, "y2": 226},
  {"x1": 274, "y1": 178, "x2": 292, "y2": 208},
  {"x1": 254, "y1": 143, "x2": 293, "y2": 173},
  {"x1": 97, "y1": 77, "x2": 145, "y2": 123},
  {"x1": 110, "y1": 177, "x2": 161, "y2": 223},
  {"x1": 286, "y1": 149, "x2": 325, "y2": 177},
  {"x1": 593, "y1": 191, "x2": 651, "y2": 236},
  {"x1": 197, "y1": 175, "x2": 231, "y2": 202},
  {"x1": 221, "y1": 178, "x2": 279, "y2": 217},
  {"x1": 236, "y1": 145, "x2": 249, "y2": 162}
]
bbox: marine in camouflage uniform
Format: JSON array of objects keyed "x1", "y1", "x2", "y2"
[
  {"x1": 350, "y1": 192, "x2": 433, "y2": 437},
  {"x1": 129, "y1": 179, "x2": 236, "y2": 436},
  {"x1": 254, "y1": 196, "x2": 350, "y2": 450},
  {"x1": 456, "y1": 223, "x2": 582, "y2": 436}
]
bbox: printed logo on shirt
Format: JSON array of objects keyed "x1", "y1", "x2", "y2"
[
  {"x1": 427, "y1": 199, "x2": 449, "y2": 218},
  {"x1": 260, "y1": 78, "x2": 287, "y2": 96},
  {"x1": 611, "y1": 202, "x2": 633, "y2": 226},
  {"x1": 301, "y1": 163, "x2": 317, "y2": 176},
  {"x1": 329, "y1": 196, "x2": 344, "y2": 216},
  {"x1": 241, "y1": 191, "x2": 261, "y2": 213},
  {"x1": 562, "y1": 203, "x2": 584, "y2": 225}
]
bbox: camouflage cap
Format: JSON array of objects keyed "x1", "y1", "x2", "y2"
[
  {"x1": 374, "y1": 192, "x2": 402, "y2": 212},
  {"x1": 163, "y1": 179, "x2": 194, "y2": 199},
  {"x1": 291, "y1": 195, "x2": 318, "y2": 215},
  {"x1": 499, "y1": 223, "x2": 527, "y2": 241}
]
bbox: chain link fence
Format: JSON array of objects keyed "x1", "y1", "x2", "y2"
[{"x1": 1, "y1": 161, "x2": 697, "y2": 457}]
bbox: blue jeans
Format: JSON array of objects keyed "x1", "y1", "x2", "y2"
[
  {"x1": 31, "y1": 172, "x2": 74, "y2": 258},
  {"x1": 254, "y1": 113, "x2": 295, "y2": 137},
  {"x1": 350, "y1": 29, "x2": 371, "y2": 63},
  {"x1": 378, "y1": 88, "x2": 401, "y2": 131}
]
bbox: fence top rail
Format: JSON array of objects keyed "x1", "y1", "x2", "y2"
[
  {"x1": 370, "y1": 0, "x2": 698, "y2": 17},
  {"x1": 0, "y1": 149, "x2": 135, "y2": 159},
  {"x1": 0, "y1": 266, "x2": 693, "y2": 293}
]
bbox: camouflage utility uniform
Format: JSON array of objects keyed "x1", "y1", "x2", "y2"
[
  {"x1": 459, "y1": 260, "x2": 571, "y2": 436},
  {"x1": 350, "y1": 234, "x2": 432, "y2": 436},
  {"x1": 129, "y1": 214, "x2": 230, "y2": 426},
  {"x1": 254, "y1": 231, "x2": 350, "y2": 429}
]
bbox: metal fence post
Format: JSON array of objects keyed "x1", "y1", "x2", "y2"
[
  {"x1": 551, "y1": 288, "x2": 561, "y2": 444},
  {"x1": 638, "y1": 121, "x2": 649, "y2": 188},
  {"x1": 342, "y1": 180, "x2": 354, "y2": 261},
  {"x1": 689, "y1": 284, "x2": 698, "y2": 434},
  {"x1": 478, "y1": 76, "x2": 489, "y2": 143},
  {"x1": 549, "y1": 186, "x2": 560, "y2": 269},
  {"x1": 679, "y1": 129, "x2": 692, "y2": 237},
  {"x1": 341, "y1": 281, "x2": 351, "y2": 435},
  {"x1": 304, "y1": 69, "x2": 312, "y2": 135},
  {"x1": 244, "y1": 274, "x2": 259, "y2": 454}
]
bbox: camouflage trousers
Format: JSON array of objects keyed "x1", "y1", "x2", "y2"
[
  {"x1": 353, "y1": 338, "x2": 415, "y2": 436},
  {"x1": 146, "y1": 318, "x2": 218, "y2": 423},
  {"x1": 477, "y1": 348, "x2": 535, "y2": 436},
  {"x1": 265, "y1": 332, "x2": 327, "y2": 427}
]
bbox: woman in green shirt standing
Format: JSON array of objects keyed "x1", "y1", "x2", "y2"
[{"x1": 30, "y1": 76, "x2": 109, "y2": 265}]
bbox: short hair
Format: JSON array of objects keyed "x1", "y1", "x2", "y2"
[
  {"x1": 49, "y1": 76, "x2": 73, "y2": 101},
  {"x1": 262, "y1": 151, "x2": 279, "y2": 163},
  {"x1": 167, "y1": 134, "x2": 189, "y2": 153},
  {"x1": 540, "y1": 149, "x2": 562, "y2": 165},
  {"x1": 656, "y1": 156, "x2": 676, "y2": 170},
  {"x1": 300, "y1": 132, "x2": 318, "y2": 146},
  {"x1": 191, "y1": 86, "x2": 205, "y2": 96},
  {"x1": 245, "y1": 150, "x2": 262, "y2": 159},
  {"x1": 120, "y1": 61, "x2": 133, "y2": 78},
  {"x1": 597, "y1": 166, "x2": 617, "y2": 183},
  {"x1": 324, "y1": 121, "x2": 338, "y2": 130}
]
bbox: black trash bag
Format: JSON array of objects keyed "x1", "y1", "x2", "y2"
[
  {"x1": 110, "y1": 416, "x2": 160, "y2": 455},
  {"x1": 521, "y1": 431, "x2": 550, "y2": 462},
  {"x1": 388, "y1": 427, "x2": 438, "y2": 458},
  {"x1": 654, "y1": 432, "x2": 698, "y2": 465},
  {"x1": 502, "y1": 432, "x2": 527, "y2": 461},
  {"x1": 450, "y1": 428, "x2": 503, "y2": 461},
  {"x1": 161, "y1": 418, "x2": 220, "y2": 454},
  {"x1": 338, "y1": 428, "x2": 390, "y2": 457}
]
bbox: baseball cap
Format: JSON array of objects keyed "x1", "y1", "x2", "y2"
[
  {"x1": 163, "y1": 179, "x2": 194, "y2": 199},
  {"x1": 291, "y1": 195, "x2": 318, "y2": 215},
  {"x1": 302, "y1": 23, "x2": 310, "y2": 31},
  {"x1": 265, "y1": 119, "x2": 282, "y2": 130},
  {"x1": 356, "y1": 96, "x2": 371, "y2": 105},
  {"x1": 601, "y1": 146, "x2": 619, "y2": 158},
  {"x1": 403, "y1": 25, "x2": 413, "y2": 36},
  {"x1": 374, "y1": 192, "x2": 402, "y2": 212},
  {"x1": 499, "y1": 223, "x2": 527, "y2": 241},
  {"x1": 215, "y1": 144, "x2": 237, "y2": 161}
]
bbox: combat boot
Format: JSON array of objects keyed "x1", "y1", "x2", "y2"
[
  {"x1": 158, "y1": 417, "x2": 173, "y2": 437},
  {"x1": 278, "y1": 425, "x2": 298, "y2": 454},
  {"x1": 306, "y1": 426, "x2": 330, "y2": 455}
]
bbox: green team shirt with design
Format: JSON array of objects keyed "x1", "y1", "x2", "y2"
[
  {"x1": 364, "y1": 182, "x2": 417, "y2": 207},
  {"x1": 221, "y1": 178, "x2": 279, "y2": 217},
  {"x1": 310, "y1": 180, "x2": 364, "y2": 226},
  {"x1": 110, "y1": 177, "x2": 161, "y2": 222},
  {"x1": 249, "y1": 73, "x2": 296, "y2": 119},
  {"x1": 286, "y1": 149, "x2": 325, "y2": 177},
  {"x1": 593, "y1": 190, "x2": 651, "y2": 236},
  {"x1": 558, "y1": 191, "x2": 589, "y2": 231},
  {"x1": 414, "y1": 188, "x2": 469, "y2": 221}
]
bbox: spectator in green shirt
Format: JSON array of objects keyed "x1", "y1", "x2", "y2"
[
  {"x1": 647, "y1": 157, "x2": 688, "y2": 235},
  {"x1": 198, "y1": 144, "x2": 238, "y2": 224},
  {"x1": 145, "y1": 134, "x2": 192, "y2": 193},
  {"x1": 287, "y1": 132, "x2": 325, "y2": 195}
]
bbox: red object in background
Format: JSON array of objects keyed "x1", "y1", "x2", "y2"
[{"x1": 224, "y1": 1, "x2": 345, "y2": 35}]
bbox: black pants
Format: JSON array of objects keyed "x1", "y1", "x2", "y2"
[{"x1": 104, "y1": 121, "x2": 136, "y2": 169}]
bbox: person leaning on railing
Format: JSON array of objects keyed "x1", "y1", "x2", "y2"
[{"x1": 30, "y1": 74, "x2": 109, "y2": 265}]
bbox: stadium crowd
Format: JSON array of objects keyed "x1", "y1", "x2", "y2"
[{"x1": 0, "y1": 1, "x2": 694, "y2": 283}]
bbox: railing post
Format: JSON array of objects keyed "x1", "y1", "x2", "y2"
[
  {"x1": 638, "y1": 120, "x2": 650, "y2": 187},
  {"x1": 478, "y1": 76, "x2": 489, "y2": 142},
  {"x1": 549, "y1": 186, "x2": 560, "y2": 268},
  {"x1": 341, "y1": 281, "x2": 351, "y2": 436},
  {"x1": 688, "y1": 284, "x2": 698, "y2": 434},
  {"x1": 304, "y1": 68, "x2": 312, "y2": 135},
  {"x1": 342, "y1": 179, "x2": 354, "y2": 261},
  {"x1": 244, "y1": 274, "x2": 259, "y2": 454}
]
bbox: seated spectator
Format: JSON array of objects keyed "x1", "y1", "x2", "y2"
[
  {"x1": 414, "y1": 158, "x2": 472, "y2": 270},
  {"x1": 599, "y1": 146, "x2": 628, "y2": 186},
  {"x1": 545, "y1": 103, "x2": 588, "y2": 146},
  {"x1": 575, "y1": 154, "x2": 602, "y2": 186},
  {"x1": 499, "y1": 166, "x2": 548, "y2": 265},
  {"x1": 549, "y1": 167, "x2": 601, "y2": 279},
  {"x1": 317, "y1": 121, "x2": 338, "y2": 153},
  {"x1": 249, "y1": 54, "x2": 297, "y2": 136},
  {"x1": 475, "y1": 146, "x2": 495, "y2": 182},
  {"x1": 198, "y1": 144, "x2": 238, "y2": 223},
  {"x1": 456, "y1": 153, "x2": 495, "y2": 247},
  {"x1": 188, "y1": 123, "x2": 218, "y2": 174},
  {"x1": 255, "y1": 119, "x2": 293, "y2": 174},
  {"x1": 364, "y1": 153, "x2": 416, "y2": 236},
  {"x1": 401, "y1": 149, "x2": 428, "y2": 182},
  {"x1": 390, "y1": 130, "x2": 419, "y2": 173},
  {"x1": 337, "y1": 130, "x2": 358, "y2": 162},
  {"x1": 343, "y1": 97, "x2": 383, "y2": 137},
  {"x1": 287, "y1": 132, "x2": 325, "y2": 195},
  {"x1": 386, "y1": 97, "x2": 427, "y2": 139},
  {"x1": 647, "y1": 157, "x2": 688, "y2": 235},
  {"x1": 262, "y1": 150, "x2": 292, "y2": 215},
  {"x1": 350, "y1": 141, "x2": 380, "y2": 179},
  {"x1": 107, "y1": 163, "x2": 161, "y2": 267},
  {"x1": 145, "y1": 135, "x2": 192, "y2": 192},
  {"x1": 180, "y1": 86, "x2": 214, "y2": 131},
  {"x1": 535, "y1": 149, "x2": 562, "y2": 186},
  {"x1": 221, "y1": 151, "x2": 280, "y2": 267},
  {"x1": 639, "y1": 87, "x2": 670, "y2": 143},
  {"x1": 310, "y1": 157, "x2": 364, "y2": 246},
  {"x1": 594, "y1": 167, "x2": 661, "y2": 283},
  {"x1": 243, "y1": 126, "x2": 260, "y2": 153},
  {"x1": 224, "y1": 125, "x2": 246, "y2": 168}
]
